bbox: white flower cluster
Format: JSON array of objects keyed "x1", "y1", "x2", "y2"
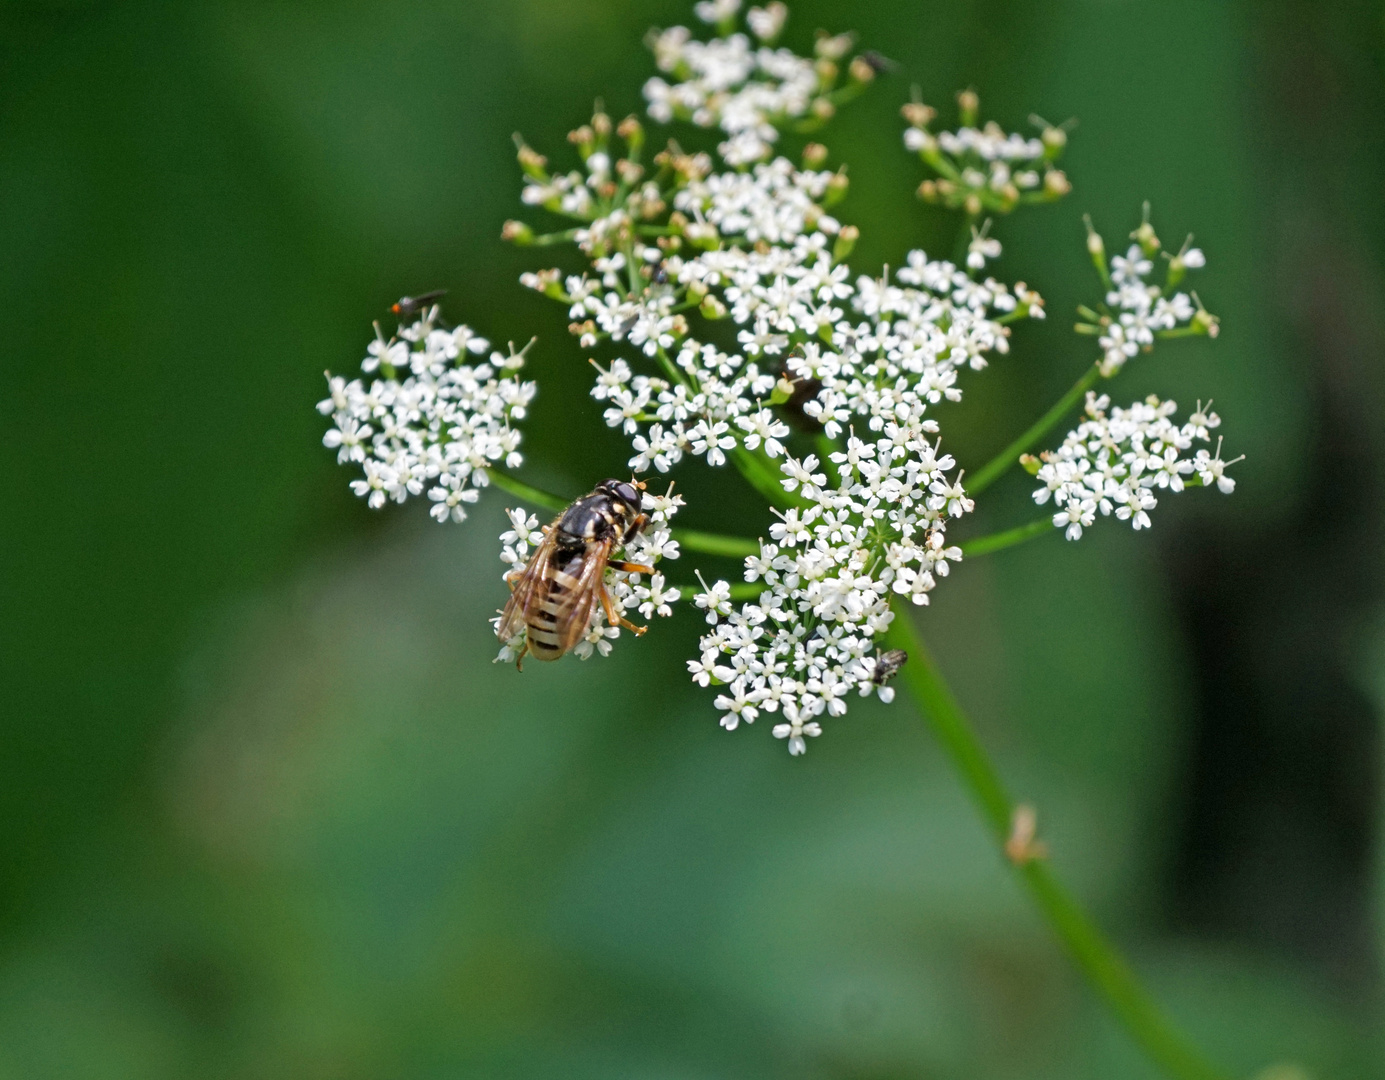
[
  {"x1": 499, "y1": 2, "x2": 1229, "y2": 755},
  {"x1": 644, "y1": 0, "x2": 858, "y2": 165},
  {"x1": 493, "y1": 487, "x2": 684, "y2": 662},
  {"x1": 569, "y1": 181, "x2": 1039, "y2": 480},
  {"x1": 318, "y1": 309, "x2": 536, "y2": 523},
  {"x1": 1094, "y1": 241, "x2": 1208, "y2": 376},
  {"x1": 1033, "y1": 393, "x2": 1240, "y2": 540},
  {"x1": 690, "y1": 428, "x2": 970, "y2": 754}
]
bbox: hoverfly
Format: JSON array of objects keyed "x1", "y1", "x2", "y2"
[
  {"x1": 497, "y1": 479, "x2": 655, "y2": 668},
  {"x1": 390, "y1": 289, "x2": 448, "y2": 317}
]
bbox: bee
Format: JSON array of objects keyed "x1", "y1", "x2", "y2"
[
  {"x1": 497, "y1": 479, "x2": 655, "y2": 668},
  {"x1": 390, "y1": 289, "x2": 448, "y2": 316},
  {"x1": 871, "y1": 649, "x2": 908, "y2": 685}
]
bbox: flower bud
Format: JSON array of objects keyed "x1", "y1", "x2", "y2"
[
  {"x1": 686, "y1": 280, "x2": 709, "y2": 303},
  {"x1": 802, "y1": 142, "x2": 829, "y2": 168},
  {"x1": 815, "y1": 31, "x2": 853, "y2": 60},
  {"x1": 1191, "y1": 307, "x2": 1220, "y2": 337},
  {"x1": 591, "y1": 111, "x2": 611, "y2": 138},
  {"x1": 848, "y1": 56, "x2": 876, "y2": 83},
  {"x1": 616, "y1": 159, "x2": 644, "y2": 184},
  {"x1": 815, "y1": 58, "x2": 839, "y2": 84},
  {"x1": 769, "y1": 376, "x2": 796, "y2": 405},
  {"x1": 917, "y1": 179, "x2": 939, "y2": 203},
  {"x1": 515, "y1": 142, "x2": 548, "y2": 178},
  {"x1": 833, "y1": 224, "x2": 859, "y2": 261},
  {"x1": 1019, "y1": 454, "x2": 1042, "y2": 476},
  {"x1": 957, "y1": 88, "x2": 979, "y2": 126},
  {"x1": 1042, "y1": 169, "x2": 1071, "y2": 198},
  {"x1": 964, "y1": 193, "x2": 982, "y2": 217},
  {"x1": 501, "y1": 220, "x2": 534, "y2": 245},
  {"x1": 811, "y1": 97, "x2": 836, "y2": 121},
  {"x1": 617, "y1": 115, "x2": 644, "y2": 152},
  {"x1": 700, "y1": 295, "x2": 728, "y2": 320},
  {"x1": 687, "y1": 222, "x2": 720, "y2": 249},
  {"x1": 824, "y1": 168, "x2": 849, "y2": 206},
  {"x1": 1041, "y1": 125, "x2": 1066, "y2": 157},
  {"x1": 901, "y1": 102, "x2": 935, "y2": 128},
  {"x1": 1132, "y1": 219, "x2": 1160, "y2": 256},
  {"x1": 1084, "y1": 215, "x2": 1109, "y2": 282}
]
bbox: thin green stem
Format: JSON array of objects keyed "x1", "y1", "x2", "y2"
[
  {"x1": 485, "y1": 470, "x2": 568, "y2": 514},
  {"x1": 730, "y1": 446, "x2": 802, "y2": 509},
  {"x1": 959, "y1": 516, "x2": 1053, "y2": 558},
  {"x1": 883, "y1": 607, "x2": 1230, "y2": 1080},
  {"x1": 967, "y1": 362, "x2": 1102, "y2": 496},
  {"x1": 673, "y1": 529, "x2": 759, "y2": 559}
]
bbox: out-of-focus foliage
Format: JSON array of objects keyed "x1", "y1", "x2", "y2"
[{"x1": 0, "y1": 0, "x2": 1381, "y2": 1077}]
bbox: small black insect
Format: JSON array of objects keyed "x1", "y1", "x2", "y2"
[
  {"x1": 871, "y1": 649, "x2": 908, "y2": 685},
  {"x1": 860, "y1": 50, "x2": 898, "y2": 74},
  {"x1": 390, "y1": 289, "x2": 448, "y2": 316}
]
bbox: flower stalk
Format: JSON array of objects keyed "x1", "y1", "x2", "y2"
[
  {"x1": 966, "y1": 362, "x2": 1103, "y2": 496},
  {"x1": 884, "y1": 606, "x2": 1230, "y2": 1080}
]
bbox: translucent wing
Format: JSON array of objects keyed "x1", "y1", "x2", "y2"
[
  {"x1": 496, "y1": 529, "x2": 559, "y2": 643},
  {"x1": 546, "y1": 537, "x2": 614, "y2": 654}
]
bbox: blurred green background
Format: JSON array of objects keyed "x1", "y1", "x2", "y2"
[{"x1": 2, "y1": 0, "x2": 1384, "y2": 1076}]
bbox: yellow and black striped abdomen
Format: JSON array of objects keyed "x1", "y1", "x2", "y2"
[{"x1": 524, "y1": 547, "x2": 592, "y2": 660}]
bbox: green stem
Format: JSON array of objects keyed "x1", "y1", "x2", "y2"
[
  {"x1": 959, "y1": 516, "x2": 1053, "y2": 558},
  {"x1": 485, "y1": 470, "x2": 568, "y2": 514},
  {"x1": 967, "y1": 362, "x2": 1102, "y2": 496},
  {"x1": 730, "y1": 446, "x2": 801, "y2": 509},
  {"x1": 883, "y1": 607, "x2": 1230, "y2": 1080},
  {"x1": 673, "y1": 529, "x2": 760, "y2": 559}
]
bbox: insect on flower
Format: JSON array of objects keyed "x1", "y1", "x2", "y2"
[
  {"x1": 497, "y1": 479, "x2": 656, "y2": 668},
  {"x1": 390, "y1": 289, "x2": 448, "y2": 316},
  {"x1": 871, "y1": 649, "x2": 908, "y2": 685}
]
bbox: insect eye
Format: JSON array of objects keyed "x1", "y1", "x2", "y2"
[{"x1": 616, "y1": 482, "x2": 640, "y2": 506}]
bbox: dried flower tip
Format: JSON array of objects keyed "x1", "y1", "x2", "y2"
[
  {"x1": 848, "y1": 56, "x2": 876, "y2": 83},
  {"x1": 592, "y1": 110, "x2": 612, "y2": 137},
  {"x1": 802, "y1": 142, "x2": 829, "y2": 168},
  {"x1": 1043, "y1": 169, "x2": 1071, "y2": 197},
  {"x1": 956, "y1": 88, "x2": 979, "y2": 124},
  {"x1": 901, "y1": 101, "x2": 936, "y2": 128},
  {"x1": 515, "y1": 141, "x2": 548, "y2": 175},
  {"x1": 1131, "y1": 201, "x2": 1160, "y2": 254},
  {"x1": 815, "y1": 30, "x2": 854, "y2": 59},
  {"x1": 501, "y1": 219, "x2": 534, "y2": 244},
  {"x1": 1005, "y1": 804, "x2": 1048, "y2": 864}
]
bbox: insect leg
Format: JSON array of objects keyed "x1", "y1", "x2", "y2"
[
  {"x1": 608, "y1": 560, "x2": 655, "y2": 575},
  {"x1": 599, "y1": 583, "x2": 647, "y2": 636}
]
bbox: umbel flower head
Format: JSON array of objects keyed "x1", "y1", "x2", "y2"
[
  {"x1": 319, "y1": 308, "x2": 536, "y2": 523},
  {"x1": 319, "y1": 0, "x2": 1237, "y2": 755}
]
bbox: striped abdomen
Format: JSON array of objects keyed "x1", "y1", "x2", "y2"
[{"x1": 524, "y1": 546, "x2": 592, "y2": 660}]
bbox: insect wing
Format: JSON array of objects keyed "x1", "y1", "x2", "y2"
[
  {"x1": 496, "y1": 532, "x2": 559, "y2": 643},
  {"x1": 548, "y1": 537, "x2": 614, "y2": 654}
]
